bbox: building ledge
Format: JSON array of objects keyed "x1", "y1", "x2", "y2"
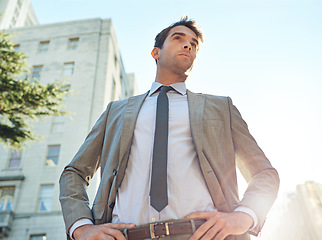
[
  {"x1": 14, "y1": 211, "x2": 62, "y2": 219},
  {"x1": 0, "y1": 174, "x2": 25, "y2": 181}
]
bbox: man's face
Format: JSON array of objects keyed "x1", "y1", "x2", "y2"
[{"x1": 152, "y1": 25, "x2": 199, "y2": 76}]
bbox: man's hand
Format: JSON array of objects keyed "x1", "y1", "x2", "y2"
[
  {"x1": 184, "y1": 211, "x2": 253, "y2": 240},
  {"x1": 73, "y1": 223, "x2": 135, "y2": 240}
]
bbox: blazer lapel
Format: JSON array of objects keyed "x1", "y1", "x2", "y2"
[
  {"x1": 119, "y1": 92, "x2": 149, "y2": 167},
  {"x1": 114, "y1": 92, "x2": 149, "y2": 193},
  {"x1": 187, "y1": 90, "x2": 204, "y2": 156}
]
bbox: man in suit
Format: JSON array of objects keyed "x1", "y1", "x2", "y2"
[{"x1": 60, "y1": 16, "x2": 279, "y2": 240}]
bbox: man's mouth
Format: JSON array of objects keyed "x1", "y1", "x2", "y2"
[{"x1": 178, "y1": 52, "x2": 191, "y2": 59}]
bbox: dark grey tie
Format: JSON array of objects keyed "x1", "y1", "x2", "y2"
[{"x1": 150, "y1": 85, "x2": 172, "y2": 212}]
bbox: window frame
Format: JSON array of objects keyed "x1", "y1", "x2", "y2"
[
  {"x1": 38, "y1": 41, "x2": 50, "y2": 53},
  {"x1": 51, "y1": 116, "x2": 65, "y2": 133},
  {"x1": 63, "y1": 62, "x2": 75, "y2": 77},
  {"x1": 14, "y1": 44, "x2": 20, "y2": 51},
  {"x1": 31, "y1": 65, "x2": 43, "y2": 81},
  {"x1": 0, "y1": 186, "x2": 15, "y2": 211},
  {"x1": 45, "y1": 145, "x2": 61, "y2": 167},
  {"x1": 29, "y1": 234, "x2": 47, "y2": 240},
  {"x1": 37, "y1": 184, "x2": 54, "y2": 212},
  {"x1": 68, "y1": 37, "x2": 79, "y2": 50},
  {"x1": 7, "y1": 149, "x2": 22, "y2": 168}
]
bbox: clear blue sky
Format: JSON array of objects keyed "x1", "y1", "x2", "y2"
[{"x1": 32, "y1": 0, "x2": 322, "y2": 195}]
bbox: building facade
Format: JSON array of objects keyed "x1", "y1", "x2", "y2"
[
  {"x1": 259, "y1": 181, "x2": 322, "y2": 240},
  {"x1": 0, "y1": 18, "x2": 138, "y2": 240},
  {"x1": 0, "y1": 0, "x2": 38, "y2": 29}
]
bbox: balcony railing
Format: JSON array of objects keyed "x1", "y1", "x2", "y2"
[{"x1": 0, "y1": 210, "x2": 14, "y2": 237}]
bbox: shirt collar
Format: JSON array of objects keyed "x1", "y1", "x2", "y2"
[{"x1": 148, "y1": 82, "x2": 187, "y2": 97}]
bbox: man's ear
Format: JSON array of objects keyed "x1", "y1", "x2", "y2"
[{"x1": 151, "y1": 47, "x2": 160, "y2": 60}]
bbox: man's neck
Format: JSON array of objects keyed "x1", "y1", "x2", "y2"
[{"x1": 154, "y1": 69, "x2": 188, "y2": 85}]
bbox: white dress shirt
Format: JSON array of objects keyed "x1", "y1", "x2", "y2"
[
  {"x1": 112, "y1": 82, "x2": 216, "y2": 224},
  {"x1": 70, "y1": 82, "x2": 257, "y2": 237}
]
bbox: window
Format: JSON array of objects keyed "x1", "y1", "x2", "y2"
[
  {"x1": 14, "y1": 44, "x2": 20, "y2": 51},
  {"x1": 30, "y1": 234, "x2": 46, "y2": 240},
  {"x1": 45, "y1": 145, "x2": 60, "y2": 166},
  {"x1": 8, "y1": 150, "x2": 22, "y2": 168},
  {"x1": 11, "y1": 16, "x2": 17, "y2": 26},
  {"x1": 120, "y1": 72, "x2": 124, "y2": 85},
  {"x1": 30, "y1": 235, "x2": 46, "y2": 240},
  {"x1": 114, "y1": 54, "x2": 118, "y2": 67},
  {"x1": 25, "y1": 16, "x2": 33, "y2": 26},
  {"x1": 31, "y1": 65, "x2": 43, "y2": 81},
  {"x1": 0, "y1": 187, "x2": 15, "y2": 211},
  {"x1": 38, "y1": 185, "x2": 54, "y2": 212},
  {"x1": 61, "y1": 84, "x2": 71, "y2": 91},
  {"x1": 63, "y1": 62, "x2": 74, "y2": 77},
  {"x1": 111, "y1": 78, "x2": 116, "y2": 101},
  {"x1": 38, "y1": 41, "x2": 50, "y2": 53},
  {"x1": 51, "y1": 116, "x2": 65, "y2": 133},
  {"x1": 68, "y1": 38, "x2": 79, "y2": 50},
  {"x1": 14, "y1": 7, "x2": 19, "y2": 17},
  {"x1": 17, "y1": 0, "x2": 22, "y2": 8}
]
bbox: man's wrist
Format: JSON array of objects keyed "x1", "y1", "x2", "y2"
[
  {"x1": 234, "y1": 206, "x2": 258, "y2": 229},
  {"x1": 69, "y1": 218, "x2": 94, "y2": 239}
]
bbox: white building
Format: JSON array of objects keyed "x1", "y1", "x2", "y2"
[
  {"x1": 0, "y1": 0, "x2": 38, "y2": 29},
  {"x1": 0, "y1": 18, "x2": 138, "y2": 240},
  {"x1": 259, "y1": 181, "x2": 322, "y2": 240}
]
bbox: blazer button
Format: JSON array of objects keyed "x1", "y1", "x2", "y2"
[
  {"x1": 109, "y1": 202, "x2": 115, "y2": 208},
  {"x1": 113, "y1": 169, "x2": 117, "y2": 176}
]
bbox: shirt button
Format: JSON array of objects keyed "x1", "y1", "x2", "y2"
[
  {"x1": 151, "y1": 217, "x2": 156, "y2": 222},
  {"x1": 113, "y1": 169, "x2": 117, "y2": 176}
]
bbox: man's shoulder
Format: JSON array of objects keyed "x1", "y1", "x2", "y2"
[
  {"x1": 187, "y1": 90, "x2": 230, "y2": 102},
  {"x1": 108, "y1": 92, "x2": 148, "y2": 108}
]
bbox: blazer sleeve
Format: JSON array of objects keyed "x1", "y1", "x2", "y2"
[
  {"x1": 228, "y1": 97, "x2": 279, "y2": 236},
  {"x1": 59, "y1": 102, "x2": 112, "y2": 238}
]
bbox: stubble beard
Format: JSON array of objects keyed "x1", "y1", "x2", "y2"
[
  {"x1": 176, "y1": 61, "x2": 194, "y2": 78},
  {"x1": 157, "y1": 54, "x2": 194, "y2": 80},
  {"x1": 170, "y1": 56, "x2": 194, "y2": 78}
]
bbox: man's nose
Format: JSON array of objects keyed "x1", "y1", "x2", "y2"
[{"x1": 183, "y1": 42, "x2": 192, "y2": 51}]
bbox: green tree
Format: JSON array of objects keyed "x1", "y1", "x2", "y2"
[{"x1": 0, "y1": 31, "x2": 70, "y2": 148}]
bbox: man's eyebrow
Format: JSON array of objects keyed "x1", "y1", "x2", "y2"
[{"x1": 170, "y1": 32, "x2": 199, "y2": 45}]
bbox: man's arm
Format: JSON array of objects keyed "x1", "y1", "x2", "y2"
[
  {"x1": 227, "y1": 96, "x2": 279, "y2": 234},
  {"x1": 59, "y1": 103, "x2": 112, "y2": 238},
  {"x1": 185, "y1": 96, "x2": 279, "y2": 239}
]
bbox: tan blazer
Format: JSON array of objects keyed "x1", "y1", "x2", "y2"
[{"x1": 59, "y1": 90, "x2": 279, "y2": 240}]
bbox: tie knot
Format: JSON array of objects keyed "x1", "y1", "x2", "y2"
[{"x1": 160, "y1": 85, "x2": 172, "y2": 93}]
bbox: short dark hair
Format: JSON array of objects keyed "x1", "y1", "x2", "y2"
[{"x1": 154, "y1": 16, "x2": 203, "y2": 49}]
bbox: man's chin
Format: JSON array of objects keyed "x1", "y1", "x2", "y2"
[
  {"x1": 184, "y1": 65, "x2": 194, "y2": 75},
  {"x1": 171, "y1": 62, "x2": 194, "y2": 77}
]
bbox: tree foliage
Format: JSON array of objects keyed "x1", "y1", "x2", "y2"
[{"x1": 0, "y1": 31, "x2": 70, "y2": 148}]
